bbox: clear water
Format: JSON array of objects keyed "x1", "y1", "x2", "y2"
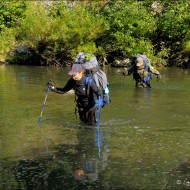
[{"x1": 0, "y1": 65, "x2": 189, "y2": 190}]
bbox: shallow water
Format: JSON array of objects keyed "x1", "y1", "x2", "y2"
[{"x1": 0, "y1": 65, "x2": 189, "y2": 190}]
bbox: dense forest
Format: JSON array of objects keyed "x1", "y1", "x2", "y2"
[{"x1": 0, "y1": 0, "x2": 190, "y2": 68}]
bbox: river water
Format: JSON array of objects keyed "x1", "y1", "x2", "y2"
[{"x1": 0, "y1": 65, "x2": 189, "y2": 190}]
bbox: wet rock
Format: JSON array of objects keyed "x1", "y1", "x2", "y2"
[{"x1": 111, "y1": 58, "x2": 130, "y2": 67}]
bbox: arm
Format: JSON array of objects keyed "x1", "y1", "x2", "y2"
[
  {"x1": 51, "y1": 78, "x2": 75, "y2": 94},
  {"x1": 148, "y1": 63, "x2": 160, "y2": 75}
]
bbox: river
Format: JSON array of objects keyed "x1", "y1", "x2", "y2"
[{"x1": 0, "y1": 65, "x2": 189, "y2": 190}]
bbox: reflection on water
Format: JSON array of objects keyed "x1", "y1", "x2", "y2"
[
  {"x1": 73, "y1": 127, "x2": 108, "y2": 183},
  {"x1": 0, "y1": 65, "x2": 190, "y2": 189},
  {"x1": 0, "y1": 126, "x2": 109, "y2": 189}
]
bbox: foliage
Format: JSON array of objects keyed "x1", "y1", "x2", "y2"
[
  {"x1": 0, "y1": 0, "x2": 190, "y2": 67},
  {"x1": 154, "y1": 1, "x2": 190, "y2": 66},
  {"x1": 0, "y1": 0, "x2": 27, "y2": 64},
  {"x1": 53, "y1": 2, "x2": 105, "y2": 54},
  {"x1": 17, "y1": 2, "x2": 54, "y2": 48},
  {"x1": 157, "y1": 1, "x2": 190, "y2": 44},
  {"x1": 0, "y1": 0, "x2": 27, "y2": 31},
  {"x1": 183, "y1": 41, "x2": 190, "y2": 53},
  {"x1": 99, "y1": 0, "x2": 157, "y2": 60},
  {"x1": 0, "y1": 28, "x2": 16, "y2": 63},
  {"x1": 8, "y1": 1, "x2": 106, "y2": 65}
]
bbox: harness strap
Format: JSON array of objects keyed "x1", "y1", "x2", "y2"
[
  {"x1": 143, "y1": 62, "x2": 152, "y2": 82},
  {"x1": 85, "y1": 76, "x2": 93, "y2": 96},
  {"x1": 85, "y1": 76, "x2": 104, "y2": 107},
  {"x1": 143, "y1": 73, "x2": 152, "y2": 82}
]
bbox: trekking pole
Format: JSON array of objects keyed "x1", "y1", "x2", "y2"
[
  {"x1": 38, "y1": 86, "x2": 51, "y2": 128},
  {"x1": 96, "y1": 127, "x2": 101, "y2": 159},
  {"x1": 157, "y1": 76, "x2": 168, "y2": 86},
  {"x1": 97, "y1": 95, "x2": 101, "y2": 158},
  {"x1": 161, "y1": 79, "x2": 168, "y2": 86},
  {"x1": 97, "y1": 95, "x2": 101, "y2": 129}
]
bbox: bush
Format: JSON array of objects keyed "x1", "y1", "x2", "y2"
[
  {"x1": 99, "y1": 0, "x2": 156, "y2": 60},
  {"x1": 10, "y1": 1, "x2": 106, "y2": 65}
]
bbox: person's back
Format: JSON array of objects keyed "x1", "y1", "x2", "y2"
[{"x1": 75, "y1": 52, "x2": 110, "y2": 108}]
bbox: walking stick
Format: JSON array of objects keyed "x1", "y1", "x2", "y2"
[
  {"x1": 38, "y1": 86, "x2": 51, "y2": 128},
  {"x1": 97, "y1": 95, "x2": 101, "y2": 129},
  {"x1": 97, "y1": 95, "x2": 101, "y2": 158},
  {"x1": 96, "y1": 127, "x2": 101, "y2": 159}
]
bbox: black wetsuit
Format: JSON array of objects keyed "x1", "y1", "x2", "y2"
[{"x1": 52, "y1": 75, "x2": 100, "y2": 125}]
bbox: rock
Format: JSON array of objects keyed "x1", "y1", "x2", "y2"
[{"x1": 111, "y1": 58, "x2": 130, "y2": 67}]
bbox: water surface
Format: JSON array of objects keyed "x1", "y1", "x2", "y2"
[{"x1": 0, "y1": 65, "x2": 189, "y2": 190}]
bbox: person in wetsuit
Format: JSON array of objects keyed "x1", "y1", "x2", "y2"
[{"x1": 47, "y1": 64, "x2": 102, "y2": 125}]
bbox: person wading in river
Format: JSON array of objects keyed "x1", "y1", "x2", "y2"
[
  {"x1": 47, "y1": 64, "x2": 102, "y2": 126},
  {"x1": 123, "y1": 54, "x2": 161, "y2": 88}
]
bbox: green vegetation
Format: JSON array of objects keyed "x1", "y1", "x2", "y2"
[{"x1": 0, "y1": 0, "x2": 190, "y2": 67}]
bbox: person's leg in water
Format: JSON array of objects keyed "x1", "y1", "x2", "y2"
[
  {"x1": 136, "y1": 80, "x2": 146, "y2": 88},
  {"x1": 145, "y1": 81, "x2": 151, "y2": 88},
  {"x1": 87, "y1": 106, "x2": 98, "y2": 126},
  {"x1": 77, "y1": 101, "x2": 98, "y2": 126},
  {"x1": 78, "y1": 107, "x2": 86, "y2": 122},
  {"x1": 77, "y1": 102, "x2": 88, "y2": 123},
  {"x1": 136, "y1": 80, "x2": 151, "y2": 88}
]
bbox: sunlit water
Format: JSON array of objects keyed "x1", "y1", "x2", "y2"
[{"x1": 0, "y1": 65, "x2": 189, "y2": 190}]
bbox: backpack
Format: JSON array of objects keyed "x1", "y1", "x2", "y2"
[
  {"x1": 75, "y1": 52, "x2": 110, "y2": 107},
  {"x1": 75, "y1": 52, "x2": 99, "y2": 70},
  {"x1": 133, "y1": 54, "x2": 152, "y2": 82}
]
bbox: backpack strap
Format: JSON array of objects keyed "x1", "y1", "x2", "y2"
[
  {"x1": 85, "y1": 76, "x2": 93, "y2": 95},
  {"x1": 143, "y1": 61, "x2": 148, "y2": 71},
  {"x1": 85, "y1": 76, "x2": 105, "y2": 107},
  {"x1": 143, "y1": 61, "x2": 152, "y2": 82}
]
